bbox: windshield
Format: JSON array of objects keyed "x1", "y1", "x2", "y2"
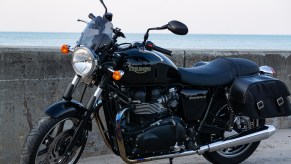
[{"x1": 77, "y1": 16, "x2": 113, "y2": 53}]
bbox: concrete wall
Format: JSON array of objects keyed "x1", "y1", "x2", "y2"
[{"x1": 0, "y1": 47, "x2": 290, "y2": 163}]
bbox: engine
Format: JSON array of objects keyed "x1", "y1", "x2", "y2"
[
  {"x1": 127, "y1": 87, "x2": 179, "y2": 121},
  {"x1": 120, "y1": 87, "x2": 187, "y2": 158}
]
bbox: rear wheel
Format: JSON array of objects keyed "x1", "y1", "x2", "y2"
[
  {"x1": 20, "y1": 114, "x2": 88, "y2": 164},
  {"x1": 200, "y1": 99, "x2": 265, "y2": 164}
]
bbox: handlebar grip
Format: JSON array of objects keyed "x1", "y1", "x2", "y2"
[
  {"x1": 153, "y1": 45, "x2": 173, "y2": 56},
  {"x1": 88, "y1": 13, "x2": 96, "y2": 19}
]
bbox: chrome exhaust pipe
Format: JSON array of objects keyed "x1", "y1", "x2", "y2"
[
  {"x1": 116, "y1": 109, "x2": 276, "y2": 163},
  {"x1": 197, "y1": 125, "x2": 276, "y2": 154}
]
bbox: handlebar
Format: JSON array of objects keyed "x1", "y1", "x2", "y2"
[
  {"x1": 88, "y1": 13, "x2": 96, "y2": 19},
  {"x1": 153, "y1": 45, "x2": 173, "y2": 56},
  {"x1": 145, "y1": 41, "x2": 173, "y2": 56}
]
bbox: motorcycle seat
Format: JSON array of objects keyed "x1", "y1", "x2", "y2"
[{"x1": 179, "y1": 58, "x2": 259, "y2": 86}]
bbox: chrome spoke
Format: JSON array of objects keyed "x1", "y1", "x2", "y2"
[
  {"x1": 47, "y1": 135, "x2": 54, "y2": 142},
  {"x1": 35, "y1": 118, "x2": 84, "y2": 164},
  {"x1": 217, "y1": 116, "x2": 256, "y2": 157},
  {"x1": 56, "y1": 122, "x2": 65, "y2": 136}
]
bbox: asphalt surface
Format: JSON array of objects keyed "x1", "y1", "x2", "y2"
[{"x1": 79, "y1": 129, "x2": 291, "y2": 164}]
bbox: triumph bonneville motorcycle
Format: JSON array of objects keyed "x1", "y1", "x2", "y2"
[{"x1": 20, "y1": 1, "x2": 291, "y2": 164}]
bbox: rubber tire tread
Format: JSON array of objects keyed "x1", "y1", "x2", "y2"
[
  {"x1": 20, "y1": 114, "x2": 86, "y2": 164},
  {"x1": 202, "y1": 141, "x2": 260, "y2": 164},
  {"x1": 201, "y1": 118, "x2": 265, "y2": 164},
  {"x1": 200, "y1": 91, "x2": 264, "y2": 164}
]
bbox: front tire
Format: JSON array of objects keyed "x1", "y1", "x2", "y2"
[{"x1": 20, "y1": 114, "x2": 87, "y2": 164}]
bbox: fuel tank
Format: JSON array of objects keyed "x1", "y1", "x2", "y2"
[{"x1": 118, "y1": 48, "x2": 180, "y2": 86}]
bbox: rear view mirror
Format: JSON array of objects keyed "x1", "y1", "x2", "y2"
[
  {"x1": 143, "y1": 20, "x2": 188, "y2": 43},
  {"x1": 167, "y1": 20, "x2": 188, "y2": 35}
]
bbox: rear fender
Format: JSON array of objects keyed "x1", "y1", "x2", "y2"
[
  {"x1": 259, "y1": 65, "x2": 276, "y2": 77},
  {"x1": 44, "y1": 100, "x2": 86, "y2": 118}
]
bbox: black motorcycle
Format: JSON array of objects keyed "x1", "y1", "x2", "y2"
[{"x1": 20, "y1": 1, "x2": 291, "y2": 163}]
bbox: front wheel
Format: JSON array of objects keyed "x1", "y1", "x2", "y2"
[{"x1": 20, "y1": 114, "x2": 88, "y2": 164}]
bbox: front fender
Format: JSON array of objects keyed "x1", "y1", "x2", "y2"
[{"x1": 45, "y1": 100, "x2": 86, "y2": 118}]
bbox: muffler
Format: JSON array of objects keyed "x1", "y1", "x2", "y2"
[
  {"x1": 197, "y1": 125, "x2": 276, "y2": 154},
  {"x1": 115, "y1": 108, "x2": 276, "y2": 163},
  {"x1": 116, "y1": 125, "x2": 275, "y2": 163}
]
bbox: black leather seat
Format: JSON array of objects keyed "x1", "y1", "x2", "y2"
[{"x1": 179, "y1": 58, "x2": 259, "y2": 86}]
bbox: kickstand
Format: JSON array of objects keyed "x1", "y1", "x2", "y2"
[{"x1": 169, "y1": 158, "x2": 174, "y2": 164}]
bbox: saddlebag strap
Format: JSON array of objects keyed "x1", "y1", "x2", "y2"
[
  {"x1": 277, "y1": 97, "x2": 285, "y2": 111},
  {"x1": 264, "y1": 81, "x2": 285, "y2": 113}
]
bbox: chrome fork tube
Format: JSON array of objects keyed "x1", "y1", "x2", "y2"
[
  {"x1": 94, "y1": 87, "x2": 103, "y2": 106},
  {"x1": 86, "y1": 86, "x2": 103, "y2": 110},
  {"x1": 65, "y1": 85, "x2": 103, "y2": 155},
  {"x1": 71, "y1": 75, "x2": 80, "y2": 85},
  {"x1": 63, "y1": 75, "x2": 81, "y2": 100}
]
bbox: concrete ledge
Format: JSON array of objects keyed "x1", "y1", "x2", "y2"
[{"x1": 0, "y1": 47, "x2": 290, "y2": 163}]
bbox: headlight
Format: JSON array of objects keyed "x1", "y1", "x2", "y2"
[{"x1": 72, "y1": 47, "x2": 97, "y2": 76}]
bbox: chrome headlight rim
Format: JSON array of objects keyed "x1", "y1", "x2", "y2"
[{"x1": 72, "y1": 46, "x2": 97, "y2": 77}]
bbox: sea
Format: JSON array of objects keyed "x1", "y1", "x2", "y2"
[{"x1": 0, "y1": 32, "x2": 291, "y2": 50}]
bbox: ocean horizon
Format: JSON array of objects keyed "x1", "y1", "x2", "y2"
[{"x1": 0, "y1": 32, "x2": 291, "y2": 50}]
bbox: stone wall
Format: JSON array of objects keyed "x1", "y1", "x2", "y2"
[{"x1": 0, "y1": 47, "x2": 290, "y2": 163}]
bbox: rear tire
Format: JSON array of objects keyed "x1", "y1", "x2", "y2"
[
  {"x1": 202, "y1": 141, "x2": 260, "y2": 164},
  {"x1": 201, "y1": 118, "x2": 264, "y2": 164},
  {"x1": 199, "y1": 96, "x2": 265, "y2": 164},
  {"x1": 20, "y1": 114, "x2": 87, "y2": 164}
]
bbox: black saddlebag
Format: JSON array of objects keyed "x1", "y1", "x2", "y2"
[{"x1": 229, "y1": 75, "x2": 291, "y2": 119}]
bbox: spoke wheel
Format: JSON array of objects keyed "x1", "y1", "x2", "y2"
[
  {"x1": 214, "y1": 116, "x2": 257, "y2": 158},
  {"x1": 45, "y1": 129, "x2": 82, "y2": 164},
  {"x1": 199, "y1": 99, "x2": 265, "y2": 164},
  {"x1": 20, "y1": 114, "x2": 88, "y2": 164}
]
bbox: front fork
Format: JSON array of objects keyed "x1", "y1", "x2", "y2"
[
  {"x1": 63, "y1": 74, "x2": 109, "y2": 156},
  {"x1": 63, "y1": 75, "x2": 81, "y2": 101}
]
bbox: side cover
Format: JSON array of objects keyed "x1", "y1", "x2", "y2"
[
  {"x1": 133, "y1": 116, "x2": 186, "y2": 155},
  {"x1": 180, "y1": 89, "x2": 208, "y2": 121},
  {"x1": 229, "y1": 75, "x2": 291, "y2": 118}
]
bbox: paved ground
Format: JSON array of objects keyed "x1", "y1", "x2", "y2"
[{"x1": 79, "y1": 129, "x2": 291, "y2": 164}]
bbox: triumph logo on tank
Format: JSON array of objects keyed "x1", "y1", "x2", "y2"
[{"x1": 128, "y1": 65, "x2": 151, "y2": 74}]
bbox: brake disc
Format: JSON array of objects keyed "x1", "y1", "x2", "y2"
[{"x1": 44, "y1": 129, "x2": 79, "y2": 164}]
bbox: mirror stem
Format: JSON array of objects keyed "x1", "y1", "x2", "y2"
[
  {"x1": 100, "y1": 0, "x2": 108, "y2": 14},
  {"x1": 157, "y1": 25, "x2": 168, "y2": 30},
  {"x1": 77, "y1": 19, "x2": 88, "y2": 24},
  {"x1": 143, "y1": 29, "x2": 151, "y2": 45},
  {"x1": 143, "y1": 25, "x2": 167, "y2": 44}
]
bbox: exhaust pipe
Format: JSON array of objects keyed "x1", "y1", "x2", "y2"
[
  {"x1": 116, "y1": 109, "x2": 276, "y2": 163},
  {"x1": 116, "y1": 125, "x2": 276, "y2": 163},
  {"x1": 197, "y1": 125, "x2": 276, "y2": 154}
]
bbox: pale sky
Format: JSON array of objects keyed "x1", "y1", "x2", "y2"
[{"x1": 0, "y1": 0, "x2": 291, "y2": 35}]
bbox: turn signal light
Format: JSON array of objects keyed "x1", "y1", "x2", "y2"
[
  {"x1": 112, "y1": 71, "x2": 124, "y2": 81},
  {"x1": 60, "y1": 44, "x2": 70, "y2": 55}
]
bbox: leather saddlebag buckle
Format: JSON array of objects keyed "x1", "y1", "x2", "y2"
[
  {"x1": 257, "y1": 101, "x2": 264, "y2": 110},
  {"x1": 277, "y1": 97, "x2": 284, "y2": 106}
]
